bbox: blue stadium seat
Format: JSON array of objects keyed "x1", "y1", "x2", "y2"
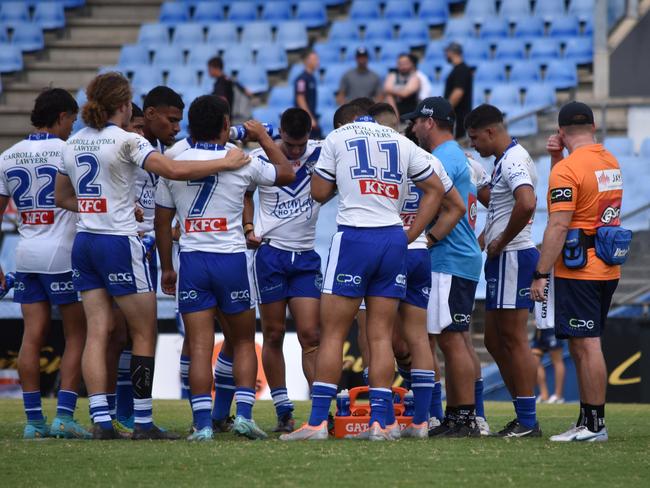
[
  {"x1": 236, "y1": 64, "x2": 269, "y2": 93},
  {"x1": 563, "y1": 36, "x2": 593, "y2": 64},
  {"x1": 544, "y1": 59, "x2": 578, "y2": 89},
  {"x1": 276, "y1": 21, "x2": 308, "y2": 50},
  {"x1": 499, "y1": 0, "x2": 531, "y2": 22},
  {"x1": 363, "y1": 19, "x2": 394, "y2": 43},
  {"x1": 323, "y1": 0, "x2": 348, "y2": 6},
  {"x1": 261, "y1": 0, "x2": 292, "y2": 22},
  {"x1": 0, "y1": 2, "x2": 30, "y2": 24},
  {"x1": 206, "y1": 22, "x2": 238, "y2": 45},
  {"x1": 227, "y1": 2, "x2": 258, "y2": 23},
  {"x1": 419, "y1": 0, "x2": 449, "y2": 26},
  {"x1": 508, "y1": 60, "x2": 542, "y2": 87},
  {"x1": 0, "y1": 42, "x2": 22, "y2": 72},
  {"x1": 60, "y1": 0, "x2": 86, "y2": 8},
  {"x1": 639, "y1": 138, "x2": 650, "y2": 158},
  {"x1": 418, "y1": 58, "x2": 443, "y2": 79},
  {"x1": 322, "y1": 62, "x2": 354, "y2": 85},
  {"x1": 33, "y1": 2, "x2": 66, "y2": 30},
  {"x1": 268, "y1": 84, "x2": 294, "y2": 108},
  {"x1": 479, "y1": 17, "x2": 509, "y2": 39},
  {"x1": 349, "y1": 0, "x2": 381, "y2": 23},
  {"x1": 172, "y1": 24, "x2": 204, "y2": 48},
  {"x1": 222, "y1": 44, "x2": 253, "y2": 72},
  {"x1": 187, "y1": 44, "x2": 219, "y2": 68},
  {"x1": 192, "y1": 2, "x2": 225, "y2": 23},
  {"x1": 320, "y1": 107, "x2": 337, "y2": 135},
  {"x1": 12, "y1": 23, "x2": 44, "y2": 51},
  {"x1": 167, "y1": 68, "x2": 199, "y2": 89},
  {"x1": 118, "y1": 44, "x2": 151, "y2": 69},
  {"x1": 465, "y1": 0, "x2": 497, "y2": 22},
  {"x1": 569, "y1": 0, "x2": 594, "y2": 22},
  {"x1": 534, "y1": 0, "x2": 566, "y2": 20},
  {"x1": 529, "y1": 38, "x2": 561, "y2": 64},
  {"x1": 397, "y1": 19, "x2": 430, "y2": 47},
  {"x1": 523, "y1": 83, "x2": 556, "y2": 109},
  {"x1": 241, "y1": 21, "x2": 273, "y2": 48},
  {"x1": 159, "y1": 2, "x2": 190, "y2": 24},
  {"x1": 328, "y1": 20, "x2": 361, "y2": 44},
  {"x1": 383, "y1": 0, "x2": 415, "y2": 21},
  {"x1": 513, "y1": 16, "x2": 545, "y2": 38},
  {"x1": 474, "y1": 61, "x2": 506, "y2": 83},
  {"x1": 138, "y1": 23, "x2": 170, "y2": 49},
  {"x1": 368, "y1": 60, "x2": 392, "y2": 78},
  {"x1": 131, "y1": 66, "x2": 164, "y2": 89},
  {"x1": 494, "y1": 38, "x2": 526, "y2": 64},
  {"x1": 488, "y1": 83, "x2": 521, "y2": 109},
  {"x1": 377, "y1": 40, "x2": 407, "y2": 62},
  {"x1": 473, "y1": 84, "x2": 488, "y2": 106},
  {"x1": 582, "y1": 15, "x2": 593, "y2": 35},
  {"x1": 604, "y1": 137, "x2": 634, "y2": 157},
  {"x1": 295, "y1": 1, "x2": 328, "y2": 29},
  {"x1": 437, "y1": 63, "x2": 452, "y2": 82},
  {"x1": 454, "y1": 37, "x2": 490, "y2": 66},
  {"x1": 549, "y1": 15, "x2": 580, "y2": 37},
  {"x1": 258, "y1": 42, "x2": 289, "y2": 71},
  {"x1": 152, "y1": 45, "x2": 185, "y2": 69},
  {"x1": 252, "y1": 105, "x2": 282, "y2": 126},
  {"x1": 313, "y1": 41, "x2": 342, "y2": 63},
  {"x1": 424, "y1": 39, "x2": 447, "y2": 61},
  {"x1": 444, "y1": 17, "x2": 476, "y2": 38},
  {"x1": 0, "y1": 25, "x2": 8, "y2": 43},
  {"x1": 317, "y1": 89, "x2": 337, "y2": 112},
  {"x1": 288, "y1": 62, "x2": 304, "y2": 83}
]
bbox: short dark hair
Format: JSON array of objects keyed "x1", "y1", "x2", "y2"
[
  {"x1": 281, "y1": 108, "x2": 311, "y2": 139},
  {"x1": 434, "y1": 118, "x2": 455, "y2": 133},
  {"x1": 368, "y1": 102, "x2": 396, "y2": 119},
  {"x1": 188, "y1": 95, "x2": 229, "y2": 142},
  {"x1": 348, "y1": 97, "x2": 375, "y2": 113},
  {"x1": 143, "y1": 86, "x2": 184, "y2": 111},
  {"x1": 31, "y1": 88, "x2": 78, "y2": 128},
  {"x1": 464, "y1": 104, "x2": 504, "y2": 131},
  {"x1": 333, "y1": 103, "x2": 367, "y2": 128},
  {"x1": 208, "y1": 56, "x2": 223, "y2": 70},
  {"x1": 408, "y1": 53, "x2": 419, "y2": 67},
  {"x1": 131, "y1": 102, "x2": 143, "y2": 119}
]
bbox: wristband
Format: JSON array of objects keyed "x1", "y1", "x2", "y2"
[
  {"x1": 243, "y1": 223, "x2": 255, "y2": 235},
  {"x1": 533, "y1": 270, "x2": 550, "y2": 280},
  {"x1": 426, "y1": 231, "x2": 439, "y2": 244}
]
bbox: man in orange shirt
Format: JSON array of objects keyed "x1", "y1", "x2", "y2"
[{"x1": 531, "y1": 102, "x2": 622, "y2": 442}]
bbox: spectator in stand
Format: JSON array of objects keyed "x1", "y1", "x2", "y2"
[
  {"x1": 207, "y1": 56, "x2": 234, "y2": 108},
  {"x1": 384, "y1": 53, "x2": 420, "y2": 118},
  {"x1": 294, "y1": 50, "x2": 321, "y2": 139},
  {"x1": 444, "y1": 42, "x2": 473, "y2": 139},
  {"x1": 336, "y1": 47, "x2": 382, "y2": 105}
]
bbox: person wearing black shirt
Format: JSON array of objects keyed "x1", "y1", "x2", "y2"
[
  {"x1": 444, "y1": 42, "x2": 473, "y2": 139},
  {"x1": 208, "y1": 56, "x2": 234, "y2": 109}
]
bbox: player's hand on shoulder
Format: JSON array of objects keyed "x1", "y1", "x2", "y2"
[
  {"x1": 243, "y1": 120, "x2": 270, "y2": 143},
  {"x1": 161, "y1": 269, "x2": 177, "y2": 296},
  {"x1": 546, "y1": 134, "x2": 564, "y2": 159},
  {"x1": 223, "y1": 148, "x2": 251, "y2": 170}
]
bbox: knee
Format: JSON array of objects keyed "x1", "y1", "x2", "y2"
[
  {"x1": 263, "y1": 326, "x2": 285, "y2": 348},
  {"x1": 569, "y1": 339, "x2": 591, "y2": 362},
  {"x1": 298, "y1": 328, "x2": 319, "y2": 349}
]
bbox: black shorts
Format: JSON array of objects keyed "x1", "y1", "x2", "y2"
[
  {"x1": 554, "y1": 277, "x2": 618, "y2": 339},
  {"x1": 531, "y1": 329, "x2": 563, "y2": 352}
]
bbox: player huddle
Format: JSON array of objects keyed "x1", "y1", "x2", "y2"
[{"x1": 1, "y1": 71, "x2": 624, "y2": 444}]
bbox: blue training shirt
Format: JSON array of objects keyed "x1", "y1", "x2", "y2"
[{"x1": 429, "y1": 140, "x2": 482, "y2": 282}]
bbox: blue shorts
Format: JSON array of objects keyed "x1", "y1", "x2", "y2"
[
  {"x1": 13, "y1": 271, "x2": 79, "y2": 305},
  {"x1": 253, "y1": 244, "x2": 322, "y2": 304},
  {"x1": 322, "y1": 225, "x2": 407, "y2": 299},
  {"x1": 178, "y1": 251, "x2": 254, "y2": 315},
  {"x1": 71, "y1": 232, "x2": 153, "y2": 296},
  {"x1": 403, "y1": 249, "x2": 431, "y2": 309},
  {"x1": 554, "y1": 277, "x2": 618, "y2": 339},
  {"x1": 484, "y1": 247, "x2": 539, "y2": 311},
  {"x1": 531, "y1": 328, "x2": 563, "y2": 352},
  {"x1": 427, "y1": 273, "x2": 478, "y2": 334}
]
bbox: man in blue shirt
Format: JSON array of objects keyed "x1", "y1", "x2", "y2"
[
  {"x1": 294, "y1": 51, "x2": 321, "y2": 139},
  {"x1": 406, "y1": 97, "x2": 486, "y2": 437}
]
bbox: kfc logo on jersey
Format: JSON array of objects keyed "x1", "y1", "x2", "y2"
[
  {"x1": 78, "y1": 198, "x2": 107, "y2": 213},
  {"x1": 185, "y1": 218, "x2": 227, "y2": 233},
  {"x1": 400, "y1": 212, "x2": 416, "y2": 227},
  {"x1": 21, "y1": 210, "x2": 54, "y2": 225},
  {"x1": 468, "y1": 193, "x2": 478, "y2": 229},
  {"x1": 359, "y1": 179, "x2": 399, "y2": 199},
  {"x1": 595, "y1": 169, "x2": 623, "y2": 192}
]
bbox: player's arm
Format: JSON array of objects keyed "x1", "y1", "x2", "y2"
[
  {"x1": 311, "y1": 173, "x2": 336, "y2": 203},
  {"x1": 0, "y1": 195, "x2": 8, "y2": 287},
  {"x1": 144, "y1": 148, "x2": 250, "y2": 181},
  {"x1": 486, "y1": 184, "x2": 536, "y2": 259},
  {"x1": 408, "y1": 173, "x2": 445, "y2": 244},
  {"x1": 478, "y1": 186, "x2": 490, "y2": 207},
  {"x1": 54, "y1": 173, "x2": 78, "y2": 212},
  {"x1": 244, "y1": 121, "x2": 295, "y2": 186},
  {"x1": 426, "y1": 186, "x2": 466, "y2": 245},
  {"x1": 243, "y1": 191, "x2": 261, "y2": 249},
  {"x1": 154, "y1": 205, "x2": 176, "y2": 296},
  {"x1": 546, "y1": 134, "x2": 565, "y2": 168}
]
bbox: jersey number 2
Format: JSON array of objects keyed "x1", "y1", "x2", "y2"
[{"x1": 6, "y1": 165, "x2": 58, "y2": 210}]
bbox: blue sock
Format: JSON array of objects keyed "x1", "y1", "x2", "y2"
[
  {"x1": 412, "y1": 369, "x2": 435, "y2": 425},
  {"x1": 369, "y1": 388, "x2": 391, "y2": 429},
  {"x1": 235, "y1": 387, "x2": 256, "y2": 420},
  {"x1": 271, "y1": 387, "x2": 294, "y2": 419},
  {"x1": 180, "y1": 354, "x2": 191, "y2": 404},
  {"x1": 430, "y1": 382, "x2": 444, "y2": 420},
  {"x1": 133, "y1": 397, "x2": 153, "y2": 430},
  {"x1": 398, "y1": 366, "x2": 412, "y2": 390},
  {"x1": 191, "y1": 394, "x2": 213, "y2": 430},
  {"x1": 362, "y1": 367, "x2": 369, "y2": 386},
  {"x1": 88, "y1": 394, "x2": 113, "y2": 429},
  {"x1": 475, "y1": 378, "x2": 485, "y2": 419},
  {"x1": 516, "y1": 396, "x2": 537, "y2": 428},
  {"x1": 385, "y1": 391, "x2": 396, "y2": 426},
  {"x1": 56, "y1": 390, "x2": 77, "y2": 418},
  {"x1": 23, "y1": 390, "x2": 43, "y2": 422},
  {"x1": 211, "y1": 352, "x2": 235, "y2": 421},
  {"x1": 106, "y1": 393, "x2": 116, "y2": 420},
  {"x1": 116, "y1": 349, "x2": 133, "y2": 420},
  {"x1": 308, "y1": 382, "x2": 336, "y2": 426},
  {"x1": 512, "y1": 398, "x2": 518, "y2": 415}
]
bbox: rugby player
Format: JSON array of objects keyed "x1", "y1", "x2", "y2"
[{"x1": 0, "y1": 89, "x2": 90, "y2": 439}]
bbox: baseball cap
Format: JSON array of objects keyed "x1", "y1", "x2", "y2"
[
  {"x1": 558, "y1": 101, "x2": 594, "y2": 127},
  {"x1": 401, "y1": 96, "x2": 456, "y2": 123},
  {"x1": 355, "y1": 47, "x2": 369, "y2": 57},
  {"x1": 445, "y1": 42, "x2": 463, "y2": 55}
]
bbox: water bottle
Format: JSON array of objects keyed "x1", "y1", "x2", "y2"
[
  {"x1": 141, "y1": 234, "x2": 156, "y2": 255},
  {"x1": 336, "y1": 389, "x2": 351, "y2": 416},
  {"x1": 229, "y1": 123, "x2": 274, "y2": 141},
  {"x1": 0, "y1": 272, "x2": 16, "y2": 299},
  {"x1": 403, "y1": 390, "x2": 415, "y2": 417}
]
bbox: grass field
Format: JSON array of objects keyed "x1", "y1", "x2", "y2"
[{"x1": 2, "y1": 399, "x2": 650, "y2": 486}]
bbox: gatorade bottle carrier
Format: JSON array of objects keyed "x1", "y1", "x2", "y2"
[{"x1": 334, "y1": 386, "x2": 412, "y2": 438}]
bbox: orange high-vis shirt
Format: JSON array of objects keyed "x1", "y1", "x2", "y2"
[{"x1": 547, "y1": 144, "x2": 623, "y2": 280}]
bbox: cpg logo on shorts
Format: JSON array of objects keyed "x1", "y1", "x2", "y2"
[
  {"x1": 108, "y1": 272, "x2": 133, "y2": 284},
  {"x1": 569, "y1": 318, "x2": 595, "y2": 330},
  {"x1": 50, "y1": 281, "x2": 74, "y2": 293},
  {"x1": 395, "y1": 274, "x2": 407, "y2": 287},
  {"x1": 179, "y1": 290, "x2": 198, "y2": 302},
  {"x1": 336, "y1": 274, "x2": 361, "y2": 286},
  {"x1": 230, "y1": 290, "x2": 250, "y2": 302}
]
